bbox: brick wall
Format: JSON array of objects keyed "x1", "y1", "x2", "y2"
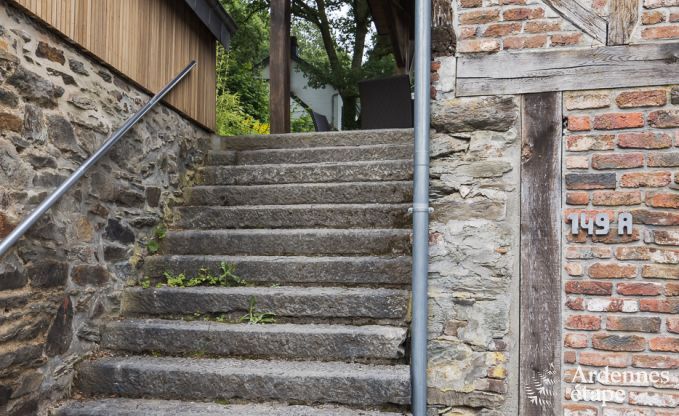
[
  {"x1": 455, "y1": 0, "x2": 599, "y2": 53},
  {"x1": 638, "y1": 0, "x2": 679, "y2": 41},
  {"x1": 563, "y1": 87, "x2": 679, "y2": 415},
  {"x1": 454, "y1": 0, "x2": 679, "y2": 54}
]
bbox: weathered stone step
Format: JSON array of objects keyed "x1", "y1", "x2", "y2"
[
  {"x1": 101, "y1": 319, "x2": 406, "y2": 361},
  {"x1": 143, "y1": 255, "x2": 411, "y2": 286},
  {"x1": 56, "y1": 399, "x2": 406, "y2": 416},
  {"x1": 160, "y1": 229, "x2": 411, "y2": 256},
  {"x1": 174, "y1": 204, "x2": 411, "y2": 229},
  {"x1": 185, "y1": 181, "x2": 413, "y2": 206},
  {"x1": 76, "y1": 357, "x2": 410, "y2": 406},
  {"x1": 198, "y1": 160, "x2": 413, "y2": 186},
  {"x1": 213, "y1": 129, "x2": 412, "y2": 150},
  {"x1": 207, "y1": 144, "x2": 413, "y2": 165},
  {"x1": 121, "y1": 286, "x2": 409, "y2": 321}
]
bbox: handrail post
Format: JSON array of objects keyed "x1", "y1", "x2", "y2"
[
  {"x1": 411, "y1": 0, "x2": 432, "y2": 415},
  {"x1": 0, "y1": 61, "x2": 197, "y2": 259}
]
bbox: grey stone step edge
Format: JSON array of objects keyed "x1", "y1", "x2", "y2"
[
  {"x1": 207, "y1": 143, "x2": 413, "y2": 166},
  {"x1": 183, "y1": 181, "x2": 414, "y2": 206},
  {"x1": 121, "y1": 286, "x2": 410, "y2": 321},
  {"x1": 212, "y1": 129, "x2": 413, "y2": 150},
  {"x1": 75, "y1": 356, "x2": 411, "y2": 407},
  {"x1": 100, "y1": 319, "x2": 407, "y2": 361},
  {"x1": 55, "y1": 398, "x2": 409, "y2": 415},
  {"x1": 142, "y1": 255, "x2": 412, "y2": 287}
]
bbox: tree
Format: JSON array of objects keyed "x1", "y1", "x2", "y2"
[
  {"x1": 248, "y1": 0, "x2": 397, "y2": 130},
  {"x1": 217, "y1": 0, "x2": 270, "y2": 128}
]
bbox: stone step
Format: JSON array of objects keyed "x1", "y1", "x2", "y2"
[
  {"x1": 160, "y1": 229, "x2": 411, "y2": 256},
  {"x1": 101, "y1": 319, "x2": 407, "y2": 361},
  {"x1": 173, "y1": 204, "x2": 411, "y2": 229},
  {"x1": 198, "y1": 160, "x2": 413, "y2": 186},
  {"x1": 185, "y1": 181, "x2": 413, "y2": 206},
  {"x1": 121, "y1": 286, "x2": 409, "y2": 321},
  {"x1": 76, "y1": 357, "x2": 410, "y2": 407},
  {"x1": 55, "y1": 399, "x2": 407, "y2": 416},
  {"x1": 143, "y1": 255, "x2": 411, "y2": 286},
  {"x1": 213, "y1": 129, "x2": 412, "y2": 150},
  {"x1": 207, "y1": 144, "x2": 413, "y2": 166}
]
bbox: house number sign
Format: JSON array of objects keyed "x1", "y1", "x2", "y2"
[{"x1": 567, "y1": 212, "x2": 633, "y2": 236}]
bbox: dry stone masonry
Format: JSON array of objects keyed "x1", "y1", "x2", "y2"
[
  {"x1": 0, "y1": 3, "x2": 211, "y2": 414},
  {"x1": 428, "y1": 93, "x2": 521, "y2": 415}
]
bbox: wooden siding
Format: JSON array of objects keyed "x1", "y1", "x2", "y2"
[{"x1": 14, "y1": 0, "x2": 216, "y2": 130}]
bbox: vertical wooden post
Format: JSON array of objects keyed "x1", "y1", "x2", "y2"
[
  {"x1": 519, "y1": 92, "x2": 562, "y2": 416},
  {"x1": 269, "y1": 0, "x2": 291, "y2": 134},
  {"x1": 608, "y1": 0, "x2": 638, "y2": 45}
]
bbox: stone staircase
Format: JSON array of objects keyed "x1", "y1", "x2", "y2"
[{"x1": 54, "y1": 129, "x2": 414, "y2": 415}]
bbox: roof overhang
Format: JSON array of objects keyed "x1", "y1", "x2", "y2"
[
  {"x1": 368, "y1": 0, "x2": 414, "y2": 70},
  {"x1": 184, "y1": 0, "x2": 237, "y2": 48}
]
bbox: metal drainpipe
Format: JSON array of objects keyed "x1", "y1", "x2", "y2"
[{"x1": 411, "y1": 0, "x2": 431, "y2": 415}]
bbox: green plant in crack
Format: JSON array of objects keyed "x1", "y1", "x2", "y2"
[
  {"x1": 164, "y1": 262, "x2": 247, "y2": 288},
  {"x1": 146, "y1": 224, "x2": 167, "y2": 255},
  {"x1": 139, "y1": 276, "x2": 152, "y2": 289},
  {"x1": 240, "y1": 297, "x2": 275, "y2": 324}
]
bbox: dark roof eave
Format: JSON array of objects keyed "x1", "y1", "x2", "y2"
[{"x1": 184, "y1": 0, "x2": 237, "y2": 48}]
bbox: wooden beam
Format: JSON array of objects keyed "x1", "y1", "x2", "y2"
[
  {"x1": 269, "y1": 0, "x2": 291, "y2": 134},
  {"x1": 519, "y1": 92, "x2": 562, "y2": 416},
  {"x1": 608, "y1": 0, "x2": 638, "y2": 45},
  {"x1": 456, "y1": 43, "x2": 679, "y2": 96},
  {"x1": 542, "y1": 0, "x2": 607, "y2": 44}
]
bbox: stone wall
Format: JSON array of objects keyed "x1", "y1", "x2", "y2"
[
  {"x1": 428, "y1": 55, "x2": 521, "y2": 414},
  {"x1": 563, "y1": 87, "x2": 679, "y2": 415},
  {"x1": 0, "y1": 3, "x2": 211, "y2": 415}
]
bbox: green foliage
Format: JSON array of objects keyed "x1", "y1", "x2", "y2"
[
  {"x1": 164, "y1": 262, "x2": 247, "y2": 288},
  {"x1": 246, "y1": 0, "x2": 398, "y2": 129},
  {"x1": 146, "y1": 224, "x2": 167, "y2": 255},
  {"x1": 146, "y1": 240, "x2": 160, "y2": 254},
  {"x1": 291, "y1": 113, "x2": 315, "y2": 133},
  {"x1": 216, "y1": 91, "x2": 269, "y2": 135},
  {"x1": 240, "y1": 297, "x2": 276, "y2": 324},
  {"x1": 164, "y1": 271, "x2": 188, "y2": 287},
  {"x1": 139, "y1": 276, "x2": 151, "y2": 289},
  {"x1": 216, "y1": 0, "x2": 270, "y2": 133}
]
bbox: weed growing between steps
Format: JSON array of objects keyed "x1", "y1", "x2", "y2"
[
  {"x1": 137, "y1": 262, "x2": 247, "y2": 288},
  {"x1": 240, "y1": 297, "x2": 276, "y2": 324},
  {"x1": 145, "y1": 224, "x2": 167, "y2": 255}
]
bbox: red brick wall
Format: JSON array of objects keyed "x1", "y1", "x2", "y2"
[
  {"x1": 454, "y1": 0, "x2": 679, "y2": 53},
  {"x1": 454, "y1": 0, "x2": 604, "y2": 53},
  {"x1": 640, "y1": 0, "x2": 679, "y2": 41},
  {"x1": 563, "y1": 87, "x2": 679, "y2": 414},
  {"x1": 455, "y1": 0, "x2": 599, "y2": 52}
]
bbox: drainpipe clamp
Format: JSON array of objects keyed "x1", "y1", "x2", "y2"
[{"x1": 408, "y1": 205, "x2": 433, "y2": 215}]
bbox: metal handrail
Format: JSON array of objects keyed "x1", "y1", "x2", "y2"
[{"x1": 0, "y1": 61, "x2": 197, "y2": 258}]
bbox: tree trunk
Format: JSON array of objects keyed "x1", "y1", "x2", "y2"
[{"x1": 342, "y1": 94, "x2": 359, "y2": 130}]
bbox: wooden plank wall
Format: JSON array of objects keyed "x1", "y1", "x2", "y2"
[
  {"x1": 519, "y1": 92, "x2": 562, "y2": 416},
  {"x1": 14, "y1": 0, "x2": 216, "y2": 130}
]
